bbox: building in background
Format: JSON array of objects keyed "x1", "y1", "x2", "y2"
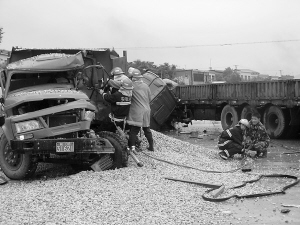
[
  {"x1": 257, "y1": 74, "x2": 270, "y2": 81},
  {"x1": 270, "y1": 75, "x2": 279, "y2": 80},
  {"x1": 173, "y1": 69, "x2": 214, "y2": 85},
  {"x1": 235, "y1": 69, "x2": 260, "y2": 81},
  {"x1": 209, "y1": 69, "x2": 223, "y2": 81},
  {"x1": 280, "y1": 75, "x2": 294, "y2": 80}
]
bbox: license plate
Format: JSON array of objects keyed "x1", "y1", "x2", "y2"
[{"x1": 56, "y1": 142, "x2": 74, "y2": 152}]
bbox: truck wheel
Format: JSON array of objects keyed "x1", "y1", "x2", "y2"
[
  {"x1": 241, "y1": 105, "x2": 258, "y2": 121},
  {"x1": 221, "y1": 105, "x2": 239, "y2": 129},
  {"x1": 263, "y1": 106, "x2": 288, "y2": 139},
  {"x1": 0, "y1": 134, "x2": 38, "y2": 180},
  {"x1": 97, "y1": 131, "x2": 128, "y2": 169}
]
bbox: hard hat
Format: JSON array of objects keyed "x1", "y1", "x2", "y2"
[
  {"x1": 127, "y1": 67, "x2": 135, "y2": 78},
  {"x1": 239, "y1": 119, "x2": 250, "y2": 128},
  {"x1": 132, "y1": 69, "x2": 143, "y2": 78},
  {"x1": 110, "y1": 67, "x2": 125, "y2": 76},
  {"x1": 120, "y1": 77, "x2": 133, "y2": 90},
  {"x1": 108, "y1": 80, "x2": 122, "y2": 89}
]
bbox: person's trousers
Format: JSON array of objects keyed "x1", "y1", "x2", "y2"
[
  {"x1": 249, "y1": 141, "x2": 268, "y2": 156},
  {"x1": 218, "y1": 138, "x2": 243, "y2": 157},
  {"x1": 128, "y1": 126, "x2": 153, "y2": 149}
]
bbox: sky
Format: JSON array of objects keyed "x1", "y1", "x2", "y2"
[{"x1": 1, "y1": 0, "x2": 300, "y2": 78}]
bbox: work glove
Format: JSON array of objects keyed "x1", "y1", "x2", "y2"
[{"x1": 99, "y1": 89, "x2": 105, "y2": 95}]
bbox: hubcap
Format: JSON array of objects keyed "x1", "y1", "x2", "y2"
[
  {"x1": 268, "y1": 113, "x2": 279, "y2": 131},
  {"x1": 3, "y1": 144, "x2": 22, "y2": 168},
  {"x1": 225, "y1": 113, "x2": 233, "y2": 127}
]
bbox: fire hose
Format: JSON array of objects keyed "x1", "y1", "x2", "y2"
[
  {"x1": 201, "y1": 174, "x2": 299, "y2": 202},
  {"x1": 141, "y1": 151, "x2": 246, "y2": 173},
  {"x1": 140, "y1": 152, "x2": 299, "y2": 202}
]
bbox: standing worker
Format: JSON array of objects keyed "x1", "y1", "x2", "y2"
[
  {"x1": 244, "y1": 112, "x2": 270, "y2": 158},
  {"x1": 127, "y1": 68, "x2": 154, "y2": 152},
  {"x1": 218, "y1": 119, "x2": 250, "y2": 160}
]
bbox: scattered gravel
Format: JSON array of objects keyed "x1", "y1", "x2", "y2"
[{"x1": 0, "y1": 130, "x2": 298, "y2": 224}]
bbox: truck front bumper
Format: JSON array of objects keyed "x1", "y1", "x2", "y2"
[{"x1": 10, "y1": 138, "x2": 115, "y2": 154}]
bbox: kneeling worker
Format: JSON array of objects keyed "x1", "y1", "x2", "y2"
[
  {"x1": 244, "y1": 112, "x2": 270, "y2": 158},
  {"x1": 218, "y1": 119, "x2": 250, "y2": 160}
]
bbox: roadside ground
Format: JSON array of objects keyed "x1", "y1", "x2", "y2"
[{"x1": 165, "y1": 120, "x2": 300, "y2": 225}]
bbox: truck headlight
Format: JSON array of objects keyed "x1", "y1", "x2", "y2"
[
  {"x1": 15, "y1": 120, "x2": 43, "y2": 133},
  {"x1": 84, "y1": 111, "x2": 95, "y2": 121}
]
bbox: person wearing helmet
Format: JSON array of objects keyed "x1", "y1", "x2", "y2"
[
  {"x1": 218, "y1": 119, "x2": 250, "y2": 160},
  {"x1": 127, "y1": 67, "x2": 135, "y2": 79},
  {"x1": 127, "y1": 68, "x2": 154, "y2": 152},
  {"x1": 99, "y1": 78, "x2": 133, "y2": 120},
  {"x1": 244, "y1": 112, "x2": 270, "y2": 158},
  {"x1": 107, "y1": 67, "x2": 129, "y2": 92}
]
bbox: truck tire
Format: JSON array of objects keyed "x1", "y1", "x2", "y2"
[
  {"x1": 241, "y1": 105, "x2": 258, "y2": 121},
  {"x1": 221, "y1": 105, "x2": 239, "y2": 130},
  {"x1": 0, "y1": 134, "x2": 38, "y2": 180},
  {"x1": 263, "y1": 106, "x2": 288, "y2": 139},
  {"x1": 97, "y1": 131, "x2": 128, "y2": 169}
]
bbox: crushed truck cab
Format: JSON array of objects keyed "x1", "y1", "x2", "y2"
[{"x1": 0, "y1": 48, "x2": 128, "y2": 180}]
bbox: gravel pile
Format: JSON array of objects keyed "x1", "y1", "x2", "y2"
[{"x1": 0, "y1": 130, "x2": 297, "y2": 224}]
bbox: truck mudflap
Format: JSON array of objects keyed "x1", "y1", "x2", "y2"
[{"x1": 10, "y1": 137, "x2": 115, "y2": 154}]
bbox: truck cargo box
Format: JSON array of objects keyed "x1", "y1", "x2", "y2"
[
  {"x1": 173, "y1": 79, "x2": 300, "y2": 138},
  {"x1": 142, "y1": 71, "x2": 177, "y2": 130}
]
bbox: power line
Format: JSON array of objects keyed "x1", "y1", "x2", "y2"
[{"x1": 114, "y1": 39, "x2": 300, "y2": 50}]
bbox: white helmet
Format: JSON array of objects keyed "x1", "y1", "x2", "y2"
[{"x1": 239, "y1": 119, "x2": 250, "y2": 128}]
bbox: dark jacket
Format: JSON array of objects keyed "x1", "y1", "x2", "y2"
[
  {"x1": 102, "y1": 91, "x2": 131, "y2": 118},
  {"x1": 218, "y1": 125, "x2": 244, "y2": 147}
]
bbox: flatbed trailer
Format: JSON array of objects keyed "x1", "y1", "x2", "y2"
[{"x1": 174, "y1": 79, "x2": 300, "y2": 138}]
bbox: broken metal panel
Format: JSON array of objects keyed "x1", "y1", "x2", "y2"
[{"x1": 6, "y1": 52, "x2": 84, "y2": 71}]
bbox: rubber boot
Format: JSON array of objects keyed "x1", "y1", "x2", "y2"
[
  {"x1": 147, "y1": 139, "x2": 154, "y2": 151},
  {"x1": 144, "y1": 129, "x2": 154, "y2": 151}
]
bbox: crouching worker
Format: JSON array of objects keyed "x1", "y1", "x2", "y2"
[
  {"x1": 99, "y1": 78, "x2": 133, "y2": 132},
  {"x1": 244, "y1": 112, "x2": 270, "y2": 158},
  {"x1": 218, "y1": 119, "x2": 250, "y2": 160}
]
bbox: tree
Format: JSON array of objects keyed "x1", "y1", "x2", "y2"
[
  {"x1": 0, "y1": 27, "x2": 3, "y2": 44},
  {"x1": 222, "y1": 67, "x2": 241, "y2": 83},
  {"x1": 127, "y1": 60, "x2": 177, "y2": 79},
  {"x1": 156, "y1": 63, "x2": 177, "y2": 79},
  {"x1": 128, "y1": 60, "x2": 157, "y2": 73},
  {"x1": 215, "y1": 73, "x2": 225, "y2": 81}
]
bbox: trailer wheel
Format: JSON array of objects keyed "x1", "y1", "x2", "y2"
[
  {"x1": 263, "y1": 106, "x2": 288, "y2": 139},
  {"x1": 241, "y1": 105, "x2": 258, "y2": 121},
  {"x1": 0, "y1": 134, "x2": 38, "y2": 180},
  {"x1": 97, "y1": 131, "x2": 128, "y2": 169},
  {"x1": 221, "y1": 105, "x2": 239, "y2": 129}
]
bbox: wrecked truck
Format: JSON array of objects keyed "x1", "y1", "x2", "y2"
[{"x1": 0, "y1": 48, "x2": 129, "y2": 180}]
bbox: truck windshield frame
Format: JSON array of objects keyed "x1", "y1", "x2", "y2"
[{"x1": 4, "y1": 70, "x2": 77, "y2": 98}]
